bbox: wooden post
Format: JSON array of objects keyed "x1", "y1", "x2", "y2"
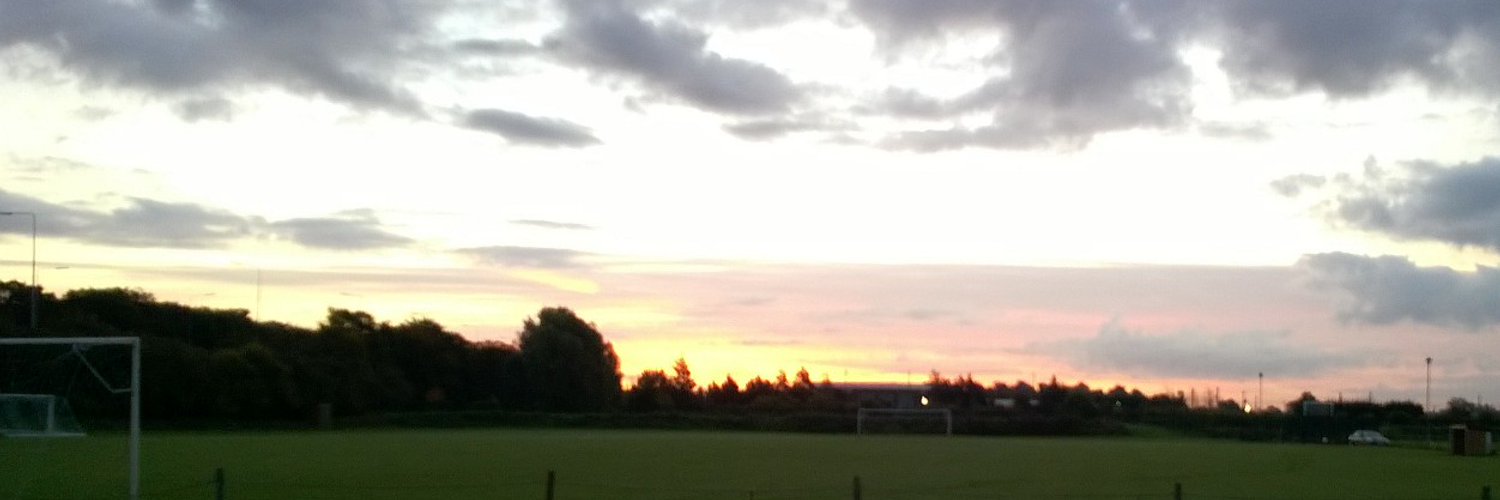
[
  {"x1": 214, "y1": 468, "x2": 225, "y2": 500},
  {"x1": 1174, "y1": 482, "x2": 1182, "y2": 500},
  {"x1": 852, "y1": 475, "x2": 862, "y2": 500},
  {"x1": 545, "y1": 470, "x2": 555, "y2": 500}
]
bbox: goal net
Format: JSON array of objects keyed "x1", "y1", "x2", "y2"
[
  {"x1": 0, "y1": 337, "x2": 141, "y2": 500},
  {"x1": 857, "y1": 408, "x2": 953, "y2": 436},
  {"x1": 0, "y1": 393, "x2": 85, "y2": 437}
]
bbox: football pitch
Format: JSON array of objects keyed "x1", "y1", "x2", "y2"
[{"x1": 2, "y1": 429, "x2": 1493, "y2": 500}]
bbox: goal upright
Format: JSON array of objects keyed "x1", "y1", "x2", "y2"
[{"x1": 1, "y1": 337, "x2": 141, "y2": 500}]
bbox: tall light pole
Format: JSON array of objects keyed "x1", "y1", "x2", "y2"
[
  {"x1": 1425, "y1": 357, "x2": 1432, "y2": 413},
  {"x1": 1257, "y1": 372, "x2": 1264, "y2": 412},
  {"x1": 1426, "y1": 356, "x2": 1433, "y2": 448},
  {"x1": 0, "y1": 211, "x2": 36, "y2": 329}
]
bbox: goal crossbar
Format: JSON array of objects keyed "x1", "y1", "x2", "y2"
[
  {"x1": 0, "y1": 337, "x2": 140, "y2": 500},
  {"x1": 856, "y1": 408, "x2": 953, "y2": 436}
]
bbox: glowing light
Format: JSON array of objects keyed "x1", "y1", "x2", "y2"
[{"x1": 921, "y1": 396, "x2": 930, "y2": 407}]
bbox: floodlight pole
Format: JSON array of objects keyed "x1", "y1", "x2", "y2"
[
  {"x1": 1426, "y1": 356, "x2": 1433, "y2": 449},
  {"x1": 1257, "y1": 372, "x2": 1263, "y2": 412},
  {"x1": 0, "y1": 211, "x2": 37, "y2": 329},
  {"x1": 1425, "y1": 357, "x2": 1432, "y2": 413}
]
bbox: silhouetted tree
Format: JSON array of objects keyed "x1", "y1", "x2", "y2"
[
  {"x1": 627, "y1": 370, "x2": 672, "y2": 412},
  {"x1": 706, "y1": 375, "x2": 740, "y2": 408},
  {"x1": 670, "y1": 357, "x2": 698, "y2": 409},
  {"x1": 518, "y1": 307, "x2": 622, "y2": 412},
  {"x1": 1285, "y1": 392, "x2": 1318, "y2": 414}
]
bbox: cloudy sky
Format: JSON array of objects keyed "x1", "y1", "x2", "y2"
[{"x1": 3, "y1": 0, "x2": 1500, "y2": 408}]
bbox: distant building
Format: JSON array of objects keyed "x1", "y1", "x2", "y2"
[{"x1": 834, "y1": 383, "x2": 924, "y2": 409}]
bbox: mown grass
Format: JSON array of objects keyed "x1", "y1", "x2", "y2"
[{"x1": 2, "y1": 428, "x2": 1493, "y2": 500}]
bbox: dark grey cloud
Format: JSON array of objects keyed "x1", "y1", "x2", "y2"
[
  {"x1": 1024, "y1": 321, "x2": 1371, "y2": 379},
  {"x1": 460, "y1": 246, "x2": 591, "y2": 269},
  {"x1": 91, "y1": 198, "x2": 255, "y2": 248},
  {"x1": 511, "y1": 219, "x2": 594, "y2": 231},
  {"x1": 267, "y1": 210, "x2": 413, "y2": 250},
  {"x1": 173, "y1": 97, "x2": 235, "y2": 122},
  {"x1": 451, "y1": 38, "x2": 540, "y2": 57},
  {"x1": 852, "y1": 0, "x2": 1192, "y2": 150},
  {"x1": 849, "y1": 0, "x2": 1500, "y2": 150},
  {"x1": 0, "y1": 0, "x2": 443, "y2": 114},
  {"x1": 1318, "y1": 157, "x2": 1500, "y2": 251},
  {"x1": 0, "y1": 187, "x2": 407, "y2": 250},
  {"x1": 462, "y1": 109, "x2": 600, "y2": 147},
  {"x1": 545, "y1": 0, "x2": 803, "y2": 115},
  {"x1": 0, "y1": 189, "x2": 250, "y2": 248},
  {"x1": 1300, "y1": 253, "x2": 1500, "y2": 330},
  {"x1": 722, "y1": 115, "x2": 847, "y2": 141},
  {"x1": 1205, "y1": 1, "x2": 1500, "y2": 98},
  {"x1": 1270, "y1": 174, "x2": 1326, "y2": 198}
]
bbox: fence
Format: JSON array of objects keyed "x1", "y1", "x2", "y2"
[{"x1": 158, "y1": 468, "x2": 1494, "y2": 500}]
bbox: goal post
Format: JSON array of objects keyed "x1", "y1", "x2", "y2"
[
  {"x1": 0, "y1": 393, "x2": 85, "y2": 437},
  {"x1": 856, "y1": 408, "x2": 953, "y2": 436},
  {"x1": 0, "y1": 337, "x2": 140, "y2": 500}
]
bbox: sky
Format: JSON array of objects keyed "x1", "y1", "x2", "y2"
[{"x1": 2, "y1": 0, "x2": 1500, "y2": 409}]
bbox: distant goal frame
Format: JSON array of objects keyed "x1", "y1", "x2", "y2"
[
  {"x1": 856, "y1": 407, "x2": 953, "y2": 436},
  {"x1": 0, "y1": 337, "x2": 141, "y2": 500}
]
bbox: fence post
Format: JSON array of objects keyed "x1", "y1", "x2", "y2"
[
  {"x1": 214, "y1": 467, "x2": 225, "y2": 500},
  {"x1": 1173, "y1": 482, "x2": 1182, "y2": 500},
  {"x1": 1482, "y1": 485, "x2": 1491, "y2": 500},
  {"x1": 852, "y1": 475, "x2": 863, "y2": 500},
  {"x1": 545, "y1": 470, "x2": 555, "y2": 500}
]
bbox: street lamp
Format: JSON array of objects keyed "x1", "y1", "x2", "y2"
[
  {"x1": 1425, "y1": 357, "x2": 1432, "y2": 414},
  {"x1": 0, "y1": 211, "x2": 36, "y2": 329},
  {"x1": 1426, "y1": 357, "x2": 1435, "y2": 448},
  {"x1": 1257, "y1": 372, "x2": 1264, "y2": 412}
]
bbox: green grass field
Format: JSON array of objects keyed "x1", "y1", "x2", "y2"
[{"x1": 3, "y1": 429, "x2": 1495, "y2": 500}]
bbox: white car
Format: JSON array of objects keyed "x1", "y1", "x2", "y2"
[{"x1": 1348, "y1": 430, "x2": 1392, "y2": 446}]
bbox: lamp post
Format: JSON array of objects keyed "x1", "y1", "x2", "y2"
[
  {"x1": 0, "y1": 211, "x2": 36, "y2": 329},
  {"x1": 1425, "y1": 357, "x2": 1432, "y2": 413},
  {"x1": 1426, "y1": 356, "x2": 1434, "y2": 448}
]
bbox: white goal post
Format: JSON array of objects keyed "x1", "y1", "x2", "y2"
[
  {"x1": 0, "y1": 393, "x2": 85, "y2": 437},
  {"x1": 0, "y1": 337, "x2": 140, "y2": 500},
  {"x1": 856, "y1": 408, "x2": 953, "y2": 436}
]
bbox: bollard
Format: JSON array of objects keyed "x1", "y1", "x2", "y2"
[
  {"x1": 545, "y1": 470, "x2": 555, "y2": 500},
  {"x1": 852, "y1": 475, "x2": 862, "y2": 500},
  {"x1": 214, "y1": 468, "x2": 225, "y2": 500}
]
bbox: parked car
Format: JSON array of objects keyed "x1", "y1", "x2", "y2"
[{"x1": 1348, "y1": 430, "x2": 1392, "y2": 446}]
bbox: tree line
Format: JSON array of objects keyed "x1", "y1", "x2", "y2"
[
  {"x1": 0, "y1": 282, "x2": 621, "y2": 420},
  {"x1": 4, "y1": 280, "x2": 1491, "y2": 439}
]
